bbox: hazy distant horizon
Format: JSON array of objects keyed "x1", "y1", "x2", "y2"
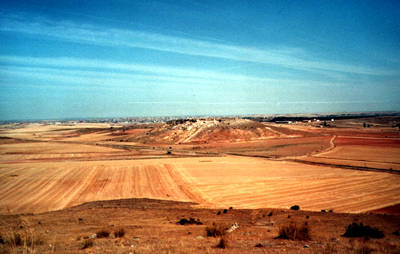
[
  {"x1": 2, "y1": 109, "x2": 399, "y2": 123},
  {"x1": 1, "y1": 0, "x2": 399, "y2": 121}
]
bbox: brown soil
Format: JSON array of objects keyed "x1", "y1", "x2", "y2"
[{"x1": 0, "y1": 198, "x2": 399, "y2": 254}]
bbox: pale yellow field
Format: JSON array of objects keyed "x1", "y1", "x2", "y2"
[
  {"x1": 1, "y1": 155, "x2": 400, "y2": 214},
  {"x1": 0, "y1": 159, "x2": 201, "y2": 214},
  {"x1": 1, "y1": 123, "x2": 400, "y2": 215},
  {"x1": 315, "y1": 145, "x2": 400, "y2": 164},
  {"x1": 0, "y1": 142, "x2": 131, "y2": 162},
  {"x1": 174, "y1": 156, "x2": 400, "y2": 213}
]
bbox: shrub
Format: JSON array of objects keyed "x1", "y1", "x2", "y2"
[
  {"x1": 177, "y1": 218, "x2": 202, "y2": 225},
  {"x1": 290, "y1": 205, "x2": 300, "y2": 211},
  {"x1": 81, "y1": 239, "x2": 94, "y2": 249},
  {"x1": 223, "y1": 209, "x2": 228, "y2": 214},
  {"x1": 114, "y1": 228, "x2": 125, "y2": 238},
  {"x1": 342, "y1": 223, "x2": 384, "y2": 239},
  {"x1": 275, "y1": 222, "x2": 310, "y2": 241},
  {"x1": 206, "y1": 224, "x2": 226, "y2": 237},
  {"x1": 96, "y1": 230, "x2": 110, "y2": 238}
]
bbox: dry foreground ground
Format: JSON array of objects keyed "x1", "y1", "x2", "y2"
[{"x1": 0, "y1": 117, "x2": 399, "y2": 253}]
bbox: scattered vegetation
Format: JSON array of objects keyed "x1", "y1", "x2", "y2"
[
  {"x1": 0, "y1": 228, "x2": 45, "y2": 254},
  {"x1": 275, "y1": 222, "x2": 310, "y2": 241},
  {"x1": 114, "y1": 228, "x2": 125, "y2": 238},
  {"x1": 177, "y1": 218, "x2": 203, "y2": 225},
  {"x1": 81, "y1": 239, "x2": 94, "y2": 249},
  {"x1": 342, "y1": 223, "x2": 384, "y2": 239},
  {"x1": 96, "y1": 229, "x2": 110, "y2": 238}
]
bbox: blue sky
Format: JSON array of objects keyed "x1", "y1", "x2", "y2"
[{"x1": 0, "y1": 0, "x2": 399, "y2": 120}]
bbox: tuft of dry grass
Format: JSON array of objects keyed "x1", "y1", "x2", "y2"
[
  {"x1": 216, "y1": 236, "x2": 228, "y2": 249},
  {"x1": 205, "y1": 223, "x2": 226, "y2": 237},
  {"x1": 275, "y1": 222, "x2": 310, "y2": 241},
  {"x1": 81, "y1": 239, "x2": 94, "y2": 249},
  {"x1": 113, "y1": 228, "x2": 125, "y2": 238}
]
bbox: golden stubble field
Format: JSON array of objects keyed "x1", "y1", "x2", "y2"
[{"x1": 1, "y1": 120, "x2": 400, "y2": 215}]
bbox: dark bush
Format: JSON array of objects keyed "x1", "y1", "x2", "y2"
[
  {"x1": 177, "y1": 218, "x2": 202, "y2": 225},
  {"x1": 268, "y1": 212, "x2": 273, "y2": 217},
  {"x1": 275, "y1": 222, "x2": 310, "y2": 241},
  {"x1": 255, "y1": 243, "x2": 263, "y2": 247},
  {"x1": 96, "y1": 230, "x2": 110, "y2": 238},
  {"x1": 217, "y1": 211, "x2": 221, "y2": 215},
  {"x1": 342, "y1": 223, "x2": 384, "y2": 239},
  {"x1": 223, "y1": 209, "x2": 228, "y2": 214},
  {"x1": 290, "y1": 205, "x2": 300, "y2": 210},
  {"x1": 114, "y1": 228, "x2": 125, "y2": 238}
]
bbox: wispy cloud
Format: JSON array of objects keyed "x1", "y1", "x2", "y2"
[
  {"x1": 0, "y1": 14, "x2": 396, "y2": 76},
  {"x1": 0, "y1": 55, "x2": 341, "y2": 87}
]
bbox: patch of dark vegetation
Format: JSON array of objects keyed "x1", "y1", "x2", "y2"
[
  {"x1": 217, "y1": 211, "x2": 221, "y2": 215},
  {"x1": 177, "y1": 218, "x2": 203, "y2": 225},
  {"x1": 223, "y1": 209, "x2": 228, "y2": 214},
  {"x1": 81, "y1": 239, "x2": 94, "y2": 249},
  {"x1": 114, "y1": 228, "x2": 125, "y2": 238},
  {"x1": 342, "y1": 223, "x2": 384, "y2": 239},
  {"x1": 290, "y1": 205, "x2": 300, "y2": 210},
  {"x1": 321, "y1": 209, "x2": 326, "y2": 213},
  {"x1": 206, "y1": 223, "x2": 226, "y2": 237},
  {"x1": 255, "y1": 243, "x2": 263, "y2": 248},
  {"x1": 96, "y1": 230, "x2": 110, "y2": 238},
  {"x1": 268, "y1": 212, "x2": 273, "y2": 217},
  {"x1": 229, "y1": 207, "x2": 233, "y2": 210},
  {"x1": 275, "y1": 222, "x2": 310, "y2": 241}
]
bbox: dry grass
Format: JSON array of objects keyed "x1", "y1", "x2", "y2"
[
  {"x1": 81, "y1": 239, "x2": 93, "y2": 249},
  {"x1": 276, "y1": 222, "x2": 310, "y2": 241},
  {"x1": 205, "y1": 223, "x2": 226, "y2": 237},
  {"x1": 113, "y1": 228, "x2": 125, "y2": 238}
]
